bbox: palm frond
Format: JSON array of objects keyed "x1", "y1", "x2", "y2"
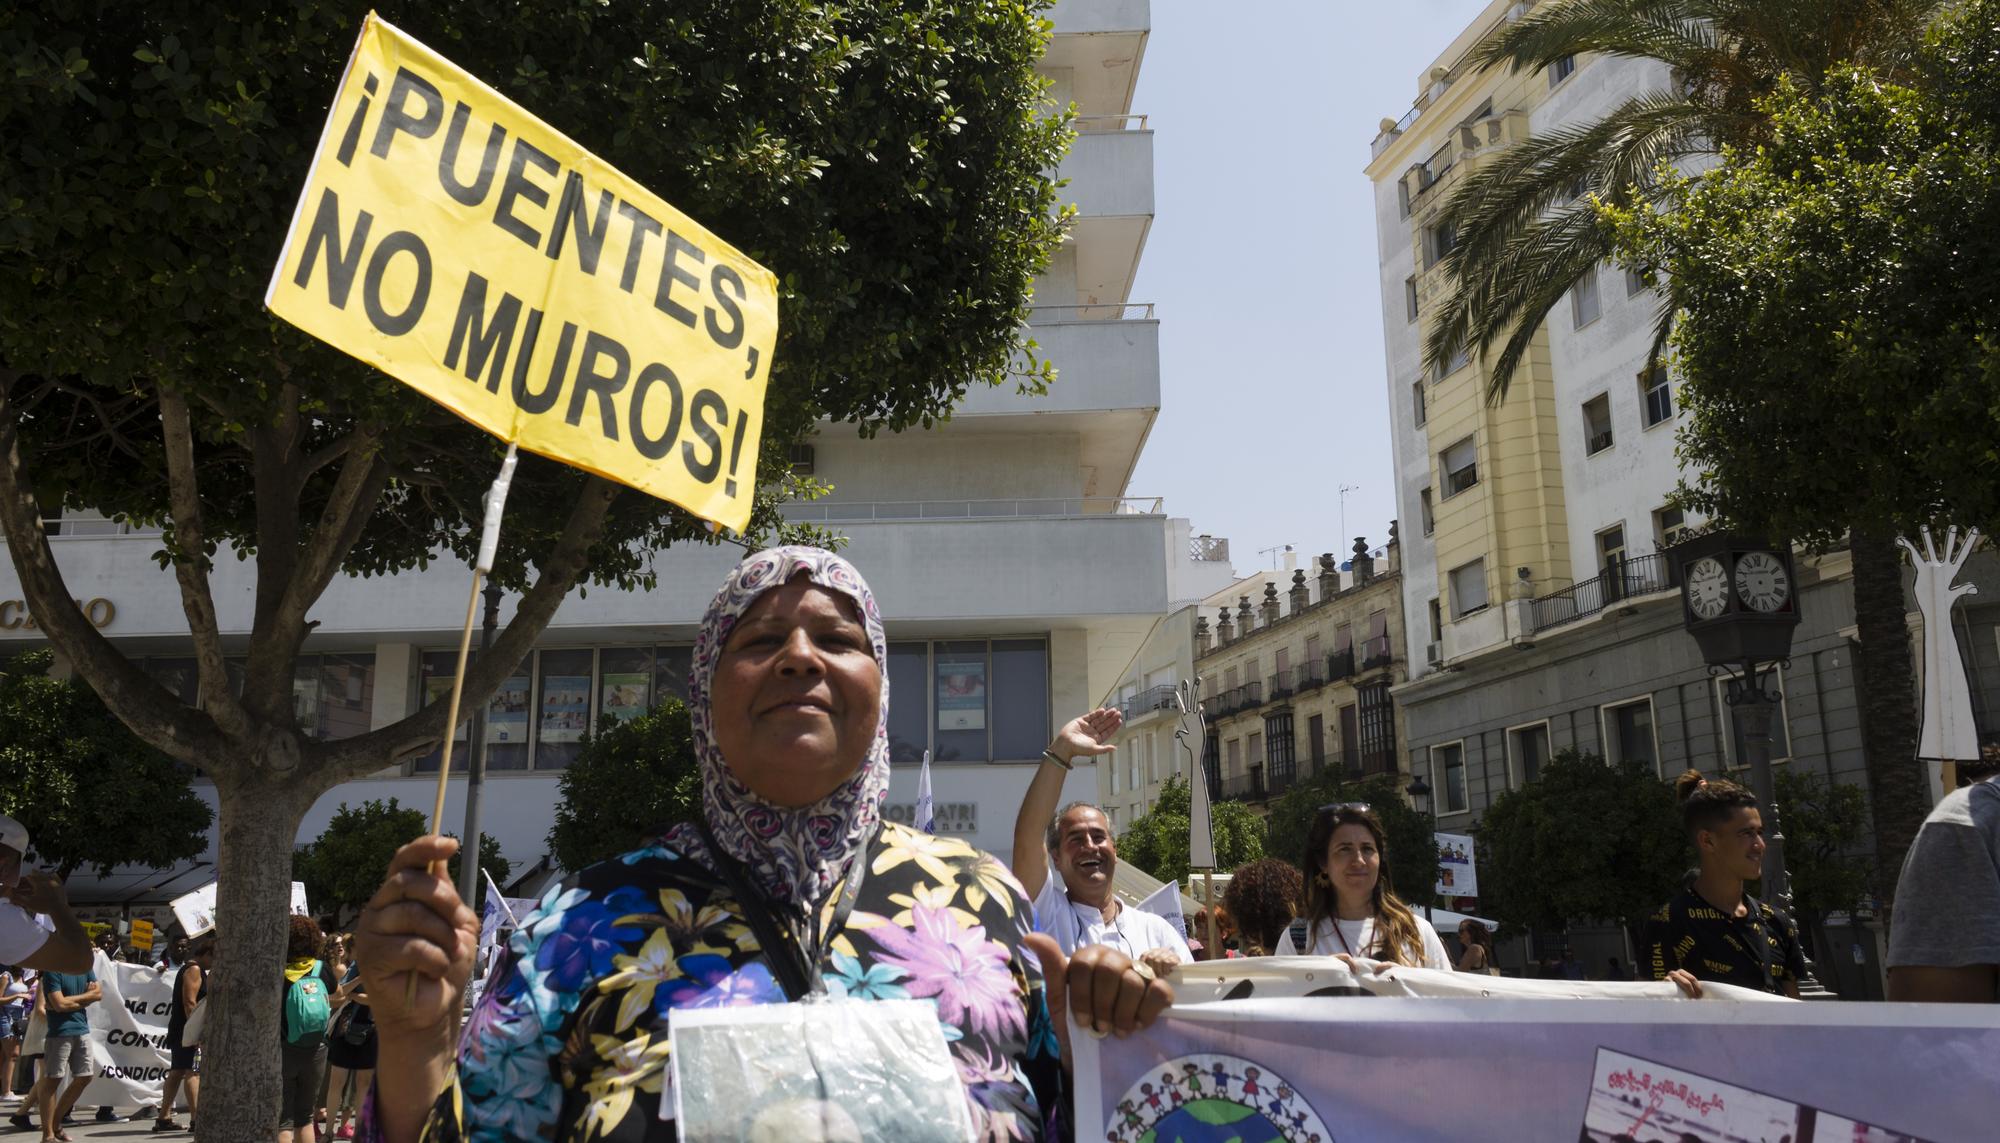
[{"x1": 1471, "y1": 0, "x2": 1721, "y2": 75}]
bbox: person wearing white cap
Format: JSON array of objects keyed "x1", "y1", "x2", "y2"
[{"x1": 0, "y1": 816, "x2": 91, "y2": 973}]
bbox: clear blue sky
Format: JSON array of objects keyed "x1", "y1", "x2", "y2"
[{"x1": 1127, "y1": 0, "x2": 1490, "y2": 573}]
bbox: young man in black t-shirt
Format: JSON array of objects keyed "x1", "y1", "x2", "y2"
[{"x1": 1644, "y1": 770, "x2": 1805, "y2": 998}]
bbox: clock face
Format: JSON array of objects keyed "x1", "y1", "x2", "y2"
[
  {"x1": 1686, "y1": 556, "x2": 1729, "y2": 620},
  {"x1": 1734, "y1": 550, "x2": 1792, "y2": 612}
]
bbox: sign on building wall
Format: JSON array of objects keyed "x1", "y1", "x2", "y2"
[
  {"x1": 1434, "y1": 831, "x2": 1478, "y2": 898},
  {"x1": 884, "y1": 801, "x2": 977, "y2": 836},
  {"x1": 937, "y1": 661, "x2": 987, "y2": 730}
]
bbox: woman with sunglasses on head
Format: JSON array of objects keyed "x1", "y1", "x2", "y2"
[{"x1": 1274, "y1": 804, "x2": 1450, "y2": 969}]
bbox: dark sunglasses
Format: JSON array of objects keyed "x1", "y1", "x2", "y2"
[{"x1": 1318, "y1": 802, "x2": 1370, "y2": 816}]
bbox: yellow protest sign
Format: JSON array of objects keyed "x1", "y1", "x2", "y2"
[
  {"x1": 266, "y1": 13, "x2": 777, "y2": 531},
  {"x1": 130, "y1": 918, "x2": 155, "y2": 951}
]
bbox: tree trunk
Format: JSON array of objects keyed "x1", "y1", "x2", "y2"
[
  {"x1": 201, "y1": 763, "x2": 316, "y2": 1143},
  {"x1": 1847, "y1": 530, "x2": 1926, "y2": 924}
]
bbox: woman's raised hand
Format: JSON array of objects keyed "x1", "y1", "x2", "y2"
[{"x1": 355, "y1": 836, "x2": 478, "y2": 1042}]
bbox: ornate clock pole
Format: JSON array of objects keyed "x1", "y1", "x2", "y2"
[{"x1": 1677, "y1": 533, "x2": 1829, "y2": 996}]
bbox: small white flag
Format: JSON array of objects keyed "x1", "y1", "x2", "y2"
[{"x1": 916, "y1": 750, "x2": 935, "y2": 834}]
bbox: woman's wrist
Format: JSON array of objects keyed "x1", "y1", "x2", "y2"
[{"x1": 1041, "y1": 747, "x2": 1074, "y2": 770}]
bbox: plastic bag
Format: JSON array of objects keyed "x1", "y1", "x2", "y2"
[{"x1": 668, "y1": 998, "x2": 971, "y2": 1143}]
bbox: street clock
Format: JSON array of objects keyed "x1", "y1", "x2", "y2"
[{"x1": 1676, "y1": 532, "x2": 1801, "y2": 666}]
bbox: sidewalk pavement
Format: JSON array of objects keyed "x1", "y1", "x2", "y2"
[{"x1": 0, "y1": 1096, "x2": 190, "y2": 1141}]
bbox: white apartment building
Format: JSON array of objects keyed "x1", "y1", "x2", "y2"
[{"x1": 13, "y1": 0, "x2": 1176, "y2": 905}]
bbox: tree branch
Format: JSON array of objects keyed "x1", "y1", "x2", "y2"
[
  {"x1": 246, "y1": 383, "x2": 304, "y2": 678},
  {"x1": 0, "y1": 375, "x2": 223, "y2": 765},
  {"x1": 313, "y1": 476, "x2": 623, "y2": 783},
  {"x1": 157, "y1": 389, "x2": 249, "y2": 740}
]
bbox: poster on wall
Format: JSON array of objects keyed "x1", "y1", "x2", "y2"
[
  {"x1": 1434, "y1": 831, "x2": 1478, "y2": 898},
  {"x1": 1071, "y1": 983, "x2": 1999, "y2": 1142},
  {"x1": 936, "y1": 660, "x2": 986, "y2": 731},
  {"x1": 487, "y1": 675, "x2": 531, "y2": 743},
  {"x1": 540, "y1": 675, "x2": 591, "y2": 743},
  {"x1": 600, "y1": 672, "x2": 650, "y2": 723}
]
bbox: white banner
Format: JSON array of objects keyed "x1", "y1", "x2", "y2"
[
  {"x1": 1076, "y1": 961, "x2": 1998, "y2": 1142},
  {"x1": 1434, "y1": 830, "x2": 1478, "y2": 899},
  {"x1": 80, "y1": 952, "x2": 172, "y2": 1108}
]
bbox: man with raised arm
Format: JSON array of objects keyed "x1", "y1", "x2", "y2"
[{"x1": 1012, "y1": 708, "x2": 1191, "y2": 976}]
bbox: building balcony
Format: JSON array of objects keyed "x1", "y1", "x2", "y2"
[
  {"x1": 1360, "y1": 635, "x2": 1394, "y2": 671},
  {"x1": 1046, "y1": 1, "x2": 1149, "y2": 122},
  {"x1": 1294, "y1": 659, "x2": 1327, "y2": 691},
  {"x1": 1530, "y1": 552, "x2": 1677, "y2": 634},
  {"x1": 1119, "y1": 683, "x2": 1180, "y2": 724},
  {"x1": 1058, "y1": 124, "x2": 1154, "y2": 307},
  {"x1": 1208, "y1": 681, "x2": 1263, "y2": 719},
  {"x1": 1327, "y1": 648, "x2": 1357, "y2": 682},
  {"x1": 958, "y1": 310, "x2": 1159, "y2": 419},
  {"x1": 1220, "y1": 769, "x2": 1266, "y2": 802},
  {"x1": 1050, "y1": 0, "x2": 1148, "y2": 36}
]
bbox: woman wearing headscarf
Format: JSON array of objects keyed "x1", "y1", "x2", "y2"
[{"x1": 355, "y1": 547, "x2": 1171, "y2": 1142}]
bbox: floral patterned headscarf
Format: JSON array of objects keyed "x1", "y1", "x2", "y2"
[{"x1": 663, "y1": 546, "x2": 891, "y2": 914}]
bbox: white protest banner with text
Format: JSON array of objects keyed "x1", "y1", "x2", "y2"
[
  {"x1": 81, "y1": 953, "x2": 171, "y2": 1109},
  {"x1": 1073, "y1": 989, "x2": 1998, "y2": 1142}
]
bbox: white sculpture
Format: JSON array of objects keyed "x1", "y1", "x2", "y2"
[{"x1": 1899, "y1": 525, "x2": 1981, "y2": 768}]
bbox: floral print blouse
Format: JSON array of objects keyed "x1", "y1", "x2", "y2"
[{"x1": 398, "y1": 822, "x2": 1063, "y2": 1142}]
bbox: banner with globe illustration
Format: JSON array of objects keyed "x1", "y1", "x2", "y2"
[{"x1": 1070, "y1": 994, "x2": 1999, "y2": 1142}]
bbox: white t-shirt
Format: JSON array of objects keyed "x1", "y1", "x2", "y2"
[
  {"x1": 0, "y1": 903, "x2": 51, "y2": 965},
  {"x1": 1032, "y1": 869, "x2": 1193, "y2": 963},
  {"x1": 1273, "y1": 912, "x2": 1451, "y2": 971}
]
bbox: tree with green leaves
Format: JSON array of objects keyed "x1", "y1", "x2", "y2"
[
  {"x1": 0, "y1": 2, "x2": 1069, "y2": 1133},
  {"x1": 546, "y1": 701, "x2": 701, "y2": 874},
  {"x1": 1476, "y1": 750, "x2": 1683, "y2": 937},
  {"x1": 293, "y1": 798, "x2": 509, "y2": 919},
  {"x1": 1773, "y1": 768, "x2": 1872, "y2": 986},
  {"x1": 1264, "y1": 771, "x2": 1439, "y2": 909},
  {"x1": 1116, "y1": 774, "x2": 1266, "y2": 890},
  {"x1": 1615, "y1": 2, "x2": 2000, "y2": 911},
  {"x1": 0, "y1": 648, "x2": 211, "y2": 877}
]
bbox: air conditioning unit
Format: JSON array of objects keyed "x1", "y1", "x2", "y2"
[
  {"x1": 788, "y1": 443, "x2": 815, "y2": 475},
  {"x1": 1426, "y1": 641, "x2": 1443, "y2": 666}
]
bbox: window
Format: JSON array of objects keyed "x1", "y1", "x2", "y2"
[
  {"x1": 1550, "y1": 54, "x2": 1576, "y2": 86},
  {"x1": 1428, "y1": 597, "x2": 1443, "y2": 642},
  {"x1": 1226, "y1": 737, "x2": 1241, "y2": 775},
  {"x1": 1583, "y1": 393, "x2": 1613, "y2": 454},
  {"x1": 1656, "y1": 505, "x2": 1689, "y2": 550},
  {"x1": 1364, "y1": 610, "x2": 1390, "y2": 667},
  {"x1": 1626, "y1": 265, "x2": 1650, "y2": 296},
  {"x1": 1358, "y1": 682, "x2": 1396, "y2": 773},
  {"x1": 1248, "y1": 732, "x2": 1264, "y2": 767},
  {"x1": 1598, "y1": 525, "x2": 1627, "y2": 573},
  {"x1": 1340, "y1": 704, "x2": 1360, "y2": 772},
  {"x1": 1265, "y1": 712, "x2": 1296, "y2": 787},
  {"x1": 418, "y1": 651, "x2": 526, "y2": 772},
  {"x1": 1127, "y1": 744, "x2": 1138, "y2": 791},
  {"x1": 1441, "y1": 437, "x2": 1478, "y2": 497},
  {"x1": 1572, "y1": 270, "x2": 1602, "y2": 328},
  {"x1": 1508, "y1": 722, "x2": 1550, "y2": 785},
  {"x1": 1305, "y1": 634, "x2": 1322, "y2": 663},
  {"x1": 1405, "y1": 276, "x2": 1420, "y2": 322},
  {"x1": 1397, "y1": 177, "x2": 1412, "y2": 219},
  {"x1": 1420, "y1": 487, "x2": 1435, "y2": 535},
  {"x1": 1433, "y1": 742, "x2": 1468, "y2": 813},
  {"x1": 1109, "y1": 757, "x2": 1120, "y2": 795},
  {"x1": 1716, "y1": 667, "x2": 1791, "y2": 766},
  {"x1": 1426, "y1": 221, "x2": 1458, "y2": 268},
  {"x1": 1641, "y1": 366, "x2": 1673, "y2": 427},
  {"x1": 1144, "y1": 732, "x2": 1157, "y2": 784},
  {"x1": 1449, "y1": 559, "x2": 1489, "y2": 618},
  {"x1": 534, "y1": 649, "x2": 594, "y2": 770},
  {"x1": 1308, "y1": 714, "x2": 1326, "y2": 767},
  {"x1": 1604, "y1": 698, "x2": 1658, "y2": 772},
  {"x1": 1412, "y1": 381, "x2": 1427, "y2": 427},
  {"x1": 1225, "y1": 666, "x2": 1239, "y2": 691}
]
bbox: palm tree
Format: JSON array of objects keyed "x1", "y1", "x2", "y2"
[
  {"x1": 1427, "y1": 0, "x2": 1947, "y2": 394},
  {"x1": 1424, "y1": 0, "x2": 1954, "y2": 919}
]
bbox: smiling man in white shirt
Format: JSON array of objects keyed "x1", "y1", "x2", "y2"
[{"x1": 1011, "y1": 708, "x2": 1190, "y2": 975}]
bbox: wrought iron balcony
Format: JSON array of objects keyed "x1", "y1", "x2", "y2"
[
  {"x1": 1220, "y1": 770, "x2": 1267, "y2": 801},
  {"x1": 1361, "y1": 635, "x2": 1393, "y2": 671},
  {"x1": 1327, "y1": 648, "x2": 1356, "y2": 681},
  {"x1": 1531, "y1": 552, "x2": 1677, "y2": 633},
  {"x1": 1295, "y1": 660, "x2": 1327, "y2": 691},
  {"x1": 1119, "y1": 684, "x2": 1179, "y2": 723}
]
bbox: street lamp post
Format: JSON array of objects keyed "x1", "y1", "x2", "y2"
[
  {"x1": 1676, "y1": 533, "x2": 1829, "y2": 997},
  {"x1": 1406, "y1": 775, "x2": 1434, "y2": 922},
  {"x1": 457, "y1": 582, "x2": 505, "y2": 913}
]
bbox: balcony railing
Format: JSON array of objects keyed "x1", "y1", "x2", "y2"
[
  {"x1": 1295, "y1": 660, "x2": 1327, "y2": 691},
  {"x1": 1531, "y1": 552, "x2": 1677, "y2": 633},
  {"x1": 1073, "y1": 113, "x2": 1149, "y2": 133},
  {"x1": 1211, "y1": 681, "x2": 1263, "y2": 718},
  {"x1": 1327, "y1": 648, "x2": 1356, "y2": 681},
  {"x1": 1267, "y1": 668, "x2": 1295, "y2": 703},
  {"x1": 1119, "y1": 684, "x2": 1179, "y2": 723},
  {"x1": 1027, "y1": 303, "x2": 1155, "y2": 322},
  {"x1": 1220, "y1": 770, "x2": 1267, "y2": 801},
  {"x1": 782, "y1": 496, "x2": 1163, "y2": 522},
  {"x1": 1361, "y1": 635, "x2": 1393, "y2": 671}
]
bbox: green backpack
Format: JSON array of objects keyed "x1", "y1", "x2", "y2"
[{"x1": 284, "y1": 960, "x2": 331, "y2": 1045}]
